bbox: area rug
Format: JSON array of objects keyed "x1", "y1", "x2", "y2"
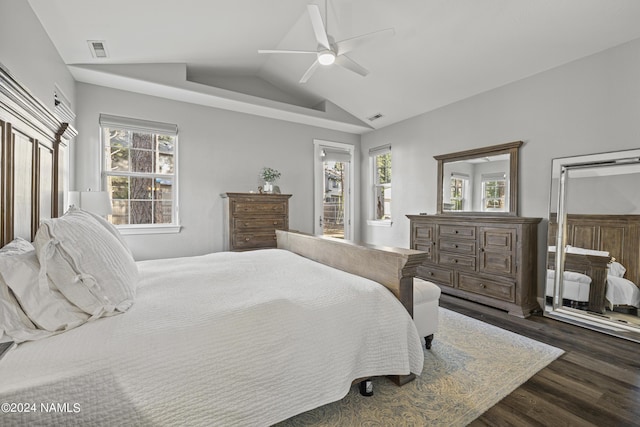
[{"x1": 276, "y1": 307, "x2": 564, "y2": 426}]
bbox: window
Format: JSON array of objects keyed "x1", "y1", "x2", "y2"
[
  {"x1": 100, "y1": 114, "x2": 179, "y2": 232},
  {"x1": 370, "y1": 145, "x2": 392, "y2": 221},
  {"x1": 482, "y1": 173, "x2": 507, "y2": 211},
  {"x1": 449, "y1": 176, "x2": 465, "y2": 211}
]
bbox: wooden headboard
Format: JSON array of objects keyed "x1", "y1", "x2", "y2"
[
  {"x1": 549, "y1": 213, "x2": 640, "y2": 286},
  {"x1": 0, "y1": 65, "x2": 76, "y2": 245}
]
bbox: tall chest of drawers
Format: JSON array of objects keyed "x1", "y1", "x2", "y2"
[
  {"x1": 407, "y1": 214, "x2": 541, "y2": 317},
  {"x1": 222, "y1": 193, "x2": 292, "y2": 251}
]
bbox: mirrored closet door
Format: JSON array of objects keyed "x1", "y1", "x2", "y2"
[{"x1": 545, "y1": 149, "x2": 640, "y2": 342}]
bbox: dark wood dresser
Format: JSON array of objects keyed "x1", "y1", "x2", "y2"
[
  {"x1": 407, "y1": 214, "x2": 542, "y2": 317},
  {"x1": 222, "y1": 193, "x2": 292, "y2": 251}
]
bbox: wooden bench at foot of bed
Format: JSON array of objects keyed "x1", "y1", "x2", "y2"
[{"x1": 276, "y1": 230, "x2": 428, "y2": 386}]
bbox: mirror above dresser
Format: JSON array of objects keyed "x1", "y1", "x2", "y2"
[{"x1": 435, "y1": 141, "x2": 521, "y2": 215}]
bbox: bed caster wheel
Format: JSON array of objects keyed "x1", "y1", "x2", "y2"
[
  {"x1": 425, "y1": 334, "x2": 434, "y2": 350},
  {"x1": 359, "y1": 379, "x2": 373, "y2": 396}
]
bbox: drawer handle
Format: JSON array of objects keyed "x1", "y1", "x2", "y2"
[
  {"x1": 273, "y1": 221, "x2": 278, "y2": 225},
  {"x1": 454, "y1": 230, "x2": 459, "y2": 234},
  {"x1": 244, "y1": 222, "x2": 249, "y2": 227},
  {"x1": 454, "y1": 259, "x2": 458, "y2": 263},
  {"x1": 479, "y1": 283, "x2": 486, "y2": 288},
  {"x1": 245, "y1": 237, "x2": 250, "y2": 241},
  {"x1": 429, "y1": 272, "x2": 434, "y2": 276},
  {"x1": 454, "y1": 244, "x2": 458, "y2": 248}
]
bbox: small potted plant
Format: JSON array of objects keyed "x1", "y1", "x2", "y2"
[{"x1": 260, "y1": 167, "x2": 281, "y2": 193}]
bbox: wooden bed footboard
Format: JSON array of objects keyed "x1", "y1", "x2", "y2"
[
  {"x1": 276, "y1": 231, "x2": 428, "y2": 387},
  {"x1": 276, "y1": 230, "x2": 427, "y2": 317},
  {"x1": 548, "y1": 252, "x2": 610, "y2": 313}
]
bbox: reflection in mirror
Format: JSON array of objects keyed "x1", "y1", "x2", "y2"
[
  {"x1": 546, "y1": 149, "x2": 640, "y2": 342},
  {"x1": 442, "y1": 155, "x2": 509, "y2": 212},
  {"x1": 435, "y1": 141, "x2": 521, "y2": 215}
]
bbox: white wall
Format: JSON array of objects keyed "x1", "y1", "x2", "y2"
[
  {"x1": 0, "y1": 1, "x2": 75, "y2": 112},
  {"x1": 0, "y1": 0, "x2": 77, "y2": 184},
  {"x1": 360, "y1": 37, "x2": 640, "y2": 296},
  {"x1": 75, "y1": 83, "x2": 360, "y2": 260}
]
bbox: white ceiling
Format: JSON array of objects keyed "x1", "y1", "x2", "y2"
[{"x1": 28, "y1": 0, "x2": 640, "y2": 133}]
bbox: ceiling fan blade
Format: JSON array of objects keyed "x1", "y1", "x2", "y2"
[
  {"x1": 258, "y1": 49, "x2": 318, "y2": 54},
  {"x1": 334, "y1": 55, "x2": 369, "y2": 77},
  {"x1": 299, "y1": 60, "x2": 320, "y2": 84},
  {"x1": 336, "y1": 28, "x2": 395, "y2": 56},
  {"x1": 307, "y1": 4, "x2": 331, "y2": 49}
]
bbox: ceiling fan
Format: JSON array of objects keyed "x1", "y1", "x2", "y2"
[{"x1": 259, "y1": 4, "x2": 394, "y2": 83}]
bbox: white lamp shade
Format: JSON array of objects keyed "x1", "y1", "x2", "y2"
[{"x1": 69, "y1": 191, "x2": 112, "y2": 216}]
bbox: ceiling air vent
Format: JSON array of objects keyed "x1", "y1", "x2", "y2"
[
  {"x1": 367, "y1": 113, "x2": 384, "y2": 121},
  {"x1": 88, "y1": 40, "x2": 108, "y2": 58}
]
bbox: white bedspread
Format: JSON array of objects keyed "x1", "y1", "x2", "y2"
[
  {"x1": 0, "y1": 249, "x2": 423, "y2": 426},
  {"x1": 606, "y1": 276, "x2": 640, "y2": 308}
]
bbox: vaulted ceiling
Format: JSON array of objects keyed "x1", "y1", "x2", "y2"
[{"x1": 28, "y1": 0, "x2": 640, "y2": 133}]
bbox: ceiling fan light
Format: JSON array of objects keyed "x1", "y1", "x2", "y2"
[{"x1": 318, "y1": 50, "x2": 336, "y2": 66}]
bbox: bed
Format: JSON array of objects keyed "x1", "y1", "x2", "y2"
[
  {"x1": 0, "y1": 65, "x2": 426, "y2": 425},
  {"x1": 548, "y1": 214, "x2": 640, "y2": 313}
]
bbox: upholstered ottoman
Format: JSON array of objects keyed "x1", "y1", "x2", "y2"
[{"x1": 413, "y1": 278, "x2": 441, "y2": 349}]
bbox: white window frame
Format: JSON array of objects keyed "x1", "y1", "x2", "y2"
[
  {"x1": 448, "y1": 173, "x2": 469, "y2": 211},
  {"x1": 99, "y1": 114, "x2": 181, "y2": 235},
  {"x1": 481, "y1": 172, "x2": 508, "y2": 212},
  {"x1": 368, "y1": 145, "x2": 392, "y2": 227}
]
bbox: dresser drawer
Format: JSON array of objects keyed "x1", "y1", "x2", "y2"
[
  {"x1": 458, "y1": 273, "x2": 515, "y2": 303},
  {"x1": 417, "y1": 265, "x2": 453, "y2": 286},
  {"x1": 439, "y1": 224, "x2": 476, "y2": 239},
  {"x1": 233, "y1": 217, "x2": 286, "y2": 230},
  {"x1": 413, "y1": 224, "x2": 434, "y2": 240},
  {"x1": 233, "y1": 232, "x2": 278, "y2": 249},
  {"x1": 439, "y1": 239, "x2": 475, "y2": 254},
  {"x1": 232, "y1": 201, "x2": 286, "y2": 215},
  {"x1": 438, "y1": 252, "x2": 476, "y2": 270}
]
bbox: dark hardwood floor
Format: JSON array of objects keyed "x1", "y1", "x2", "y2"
[{"x1": 439, "y1": 294, "x2": 640, "y2": 427}]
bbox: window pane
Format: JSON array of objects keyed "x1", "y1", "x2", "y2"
[
  {"x1": 158, "y1": 135, "x2": 175, "y2": 153},
  {"x1": 107, "y1": 176, "x2": 130, "y2": 200},
  {"x1": 154, "y1": 178, "x2": 172, "y2": 199},
  {"x1": 155, "y1": 201, "x2": 173, "y2": 224},
  {"x1": 105, "y1": 128, "x2": 131, "y2": 148},
  {"x1": 375, "y1": 153, "x2": 392, "y2": 185},
  {"x1": 132, "y1": 132, "x2": 153, "y2": 150},
  {"x1": 110, "y1": 200, "x2": 129, "y2": 225},
  {"x1": 131, "y1": 177, "x2": 154, "y2": 200},
  {"x1": 375, "y1": 186, "x2": 391, "y2": 220},
  {"x1": 131, "y1": 149, "x2": 154, "y2": 173},
  {"x1": 131, "y1": 201, "x2": 153, "y2": 224},
  {"x1": 157, "y1": 152, "x2": 174, "y2": 174}
]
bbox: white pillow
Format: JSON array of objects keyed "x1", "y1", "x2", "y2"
[
  {"x1": 0, "y1": 275, "x2": 60, "y2": 343},
  {"x1": 34, "y1": 207, "x2": 138, "y2": 318},
  {"x1": 0, "y1": 237, "x2": 52, "y2": 342},
  {"x1": 0, "y1": 250, "x2": 89, "y2": 333},
  {"x1": 0, "y1": 236, "x2": 35, "y2": 255}
]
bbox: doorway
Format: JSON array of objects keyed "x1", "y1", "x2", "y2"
[{"x1": 313, "y1": 140, "x2": 354, "y2": 240}]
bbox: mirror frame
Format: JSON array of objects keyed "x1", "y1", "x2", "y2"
[
  {"x1": 545, "y1": 148, "x2": 640, "y2": 343},
  {"x1": 435, "y1": 141, "x2": 522, "y2": 215}
]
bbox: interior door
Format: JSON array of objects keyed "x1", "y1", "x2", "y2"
[{"x1": 313, "y1": 140, "x2": 354, "y2": 240}]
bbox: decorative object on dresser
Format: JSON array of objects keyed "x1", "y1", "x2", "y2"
[
  {"x1": 408, "y1": 215, "x2": 541, "y2": 317},
  {"x1": 222, "y1": 192, "x2": 291, "y2": 251},
  {"x1": 259, "y1": 166, "x2": 281, "y2": 194}
]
